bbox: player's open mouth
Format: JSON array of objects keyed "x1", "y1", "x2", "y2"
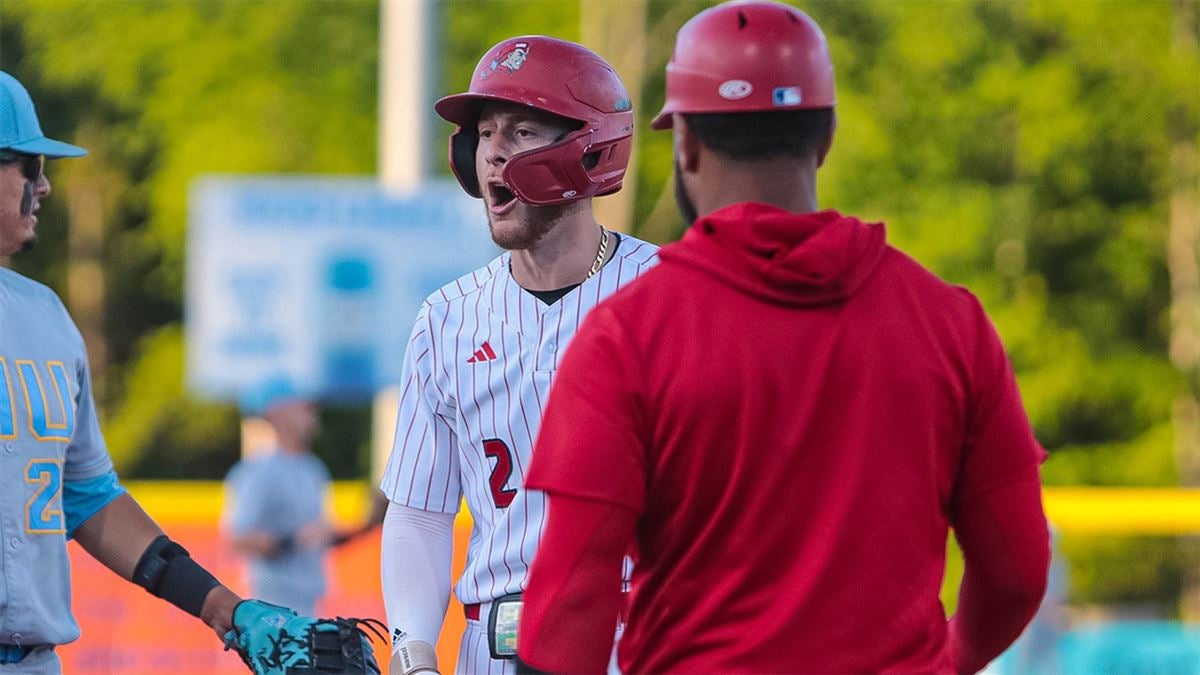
[{"x1": 488, "y1": 182, "x2": 518, "y2": 214}]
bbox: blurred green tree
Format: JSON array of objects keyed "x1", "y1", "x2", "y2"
[{"x1": 1, "y1": 0, "x2": 380, "y2": 477}]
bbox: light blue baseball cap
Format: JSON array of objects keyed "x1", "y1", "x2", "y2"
[{"x1": 0, "y1": 71, "x2": 86, "y2": 158}]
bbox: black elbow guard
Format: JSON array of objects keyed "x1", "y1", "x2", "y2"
[{"x1": 131, "y1": 535, "x2": 221, "y2": 618}]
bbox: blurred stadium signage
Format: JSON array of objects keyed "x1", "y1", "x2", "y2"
[{"x1": 186, "y1": 176, "x2": 497, "y2": 401}]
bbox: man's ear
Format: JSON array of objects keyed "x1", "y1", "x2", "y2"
[
  {"x1": 816, "y1": 110, "x2": 836, "y2": 168},
  {"x1": 674, "y1": 114, "x2": 702, "y2": 174}
]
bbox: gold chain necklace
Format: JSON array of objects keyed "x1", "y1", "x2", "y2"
[{"x1": 586, "y1": 225, "x2": 609, "y2": 280}]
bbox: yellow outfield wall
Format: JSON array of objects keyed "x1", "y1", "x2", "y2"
[
  {"x1": 123, "y1": 482, "x2": 1200, "y2": 534},
  {"x1": 1041, "y1": 487, "x2": 1200, "y2": 535}
]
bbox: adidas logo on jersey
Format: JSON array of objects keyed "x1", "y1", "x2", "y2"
[{"x1": 466, "y1": 341, "x2": 498, "y2": 363}]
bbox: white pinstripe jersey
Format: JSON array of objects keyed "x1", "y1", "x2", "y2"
[{"x1": 381, "y1": 235, "x2": 658, "y2": 605}]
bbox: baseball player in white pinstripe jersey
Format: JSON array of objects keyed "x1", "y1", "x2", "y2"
[{"x1": 379, "y1": 36, "x2": 656, "y2": 675}]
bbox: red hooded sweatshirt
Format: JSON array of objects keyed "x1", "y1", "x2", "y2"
[{"x1": 520, "y1": 204, "x2": 1050, "y2": 674}]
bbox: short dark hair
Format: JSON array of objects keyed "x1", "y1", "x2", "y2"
[{"x1": 682, "y1": 108, "x2": 834, "y2": 161}]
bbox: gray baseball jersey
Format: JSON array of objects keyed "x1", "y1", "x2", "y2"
[
  {"x1": 0, "y1": 267, "x2": 113, "y2": 648},
  {"x1": 223, "y1": 449, "x2": 331, "y2": 614}
]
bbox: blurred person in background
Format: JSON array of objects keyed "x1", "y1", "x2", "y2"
[
  {"x1": 517, "y1": 2, "x2": 1051, "y2": 673},
  {"x1": 378, "y1": 36, "x2": 657, "y2": 675},
  {"x1": 0, "y1": 69, "x2": 247, "y2": 674},
  {"x1": 223, "y1": 378, "x2": 380, "y2": 616}
]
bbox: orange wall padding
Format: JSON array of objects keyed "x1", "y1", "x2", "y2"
[{"x1": 60, "y1": 521, "x2": 471, "y2": 674}]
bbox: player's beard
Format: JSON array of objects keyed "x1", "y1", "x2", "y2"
[
  {"x1": 0, "y1": 231, "x2": 35, "y2": 257},
  {"x1": 674, "y1": 159, "x2": 699, "y2": 228},
  {"x1": 486, "y1": 201, "x2": 572, "y2": 250},
  {"x1": 2, "y1": 182, "x2": 38, "y2": 255}
]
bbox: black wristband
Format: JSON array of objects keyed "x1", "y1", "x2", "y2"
[{"x1": 132, "y1": 534, "x2": 221, "y2": 617}]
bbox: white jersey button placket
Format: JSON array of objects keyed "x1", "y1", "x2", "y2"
[{"x1": 536, "y1": 305, "x2": 561, "y2": 373}]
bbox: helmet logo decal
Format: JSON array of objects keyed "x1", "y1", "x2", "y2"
[
  {"x1": 772, "y1": 86, "x2": 802, "y2": 106},
  {"x1": 485, "y1": 42, "x2": 530, "y2": 79},
  {"x1": 718, "y1": 79, "x2": 753, "y2": 100},
  {"x1": 561, "y1": 190, "x2": 578, "y2": 199}
]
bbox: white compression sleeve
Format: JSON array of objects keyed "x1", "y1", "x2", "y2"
[{"x1": 381, "y1": 501, "x2": 456, "y2": 651}]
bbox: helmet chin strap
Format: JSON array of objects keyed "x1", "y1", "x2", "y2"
[{"x1": 20, "y1": 180, "x2": 34, "y2": 217}]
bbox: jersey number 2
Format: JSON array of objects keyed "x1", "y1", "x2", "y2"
[
  {"x1": 483, "y1": 439, "x2": 517, "y2": 508},
  {"x1": 26, "y1": 459, "x2": 64, "y2": 534}
]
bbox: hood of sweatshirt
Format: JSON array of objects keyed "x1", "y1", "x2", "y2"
[{"x1": 658, "y1": 203, "x2": 888, "y2": 306}]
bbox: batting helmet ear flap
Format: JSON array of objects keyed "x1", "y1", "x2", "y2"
[
  {"x1": 500, "y1": 129, "x2": 596, "y2": 205},
  {"x1": 499, "y1": 124, "x2": 633, "y2": 205},
  {"x1": 449, "y1": 131, "x2": 482, "y2": 198},
  {"x1": 588, "y1": 134, "x2": 633, "y2": 197}
]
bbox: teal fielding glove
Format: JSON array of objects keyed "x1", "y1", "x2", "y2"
[{"x1": 224, "y1": 599, "x2": 386, "y2": 674}]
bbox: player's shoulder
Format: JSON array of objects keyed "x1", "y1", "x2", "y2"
[
  {"x1": 0, "y1": 267, "x2": 79, "y2": 335},
  {"x1": 0, "y1": 266, "x2": 67, "y2": 311},
  {"x1": 882, "y1": 246, "x2": 979, "y2": 305},
  {"x1": 299, "y1": 451, "x2": 332, "y2": 479},
  {"x1": 420, "y1": 254, "x2": 507, "y2": 309},
  {"x1": 224, "y1": 457, "x2": 251, "y2": 484},
  {"x1": 227, "y1": 450, "x2": 289, "y2": 482},
  {"x1": 613, "y1": 233, "x2": 659, "y2": 268},
  {"x1": 876, "y1": 247, "x2": 999, "y2": 344}
]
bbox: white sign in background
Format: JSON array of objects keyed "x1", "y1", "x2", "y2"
[{"x1": 186, "y1": 175, "x2": 498, "y2": 401}]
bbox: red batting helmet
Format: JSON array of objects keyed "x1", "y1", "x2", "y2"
[
  {"x1": 652, "y1": 0, "x2": 835, "y2": 129},
  {"x1": 435, "y1": 36, "x2": 634, "y2": 205}
]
